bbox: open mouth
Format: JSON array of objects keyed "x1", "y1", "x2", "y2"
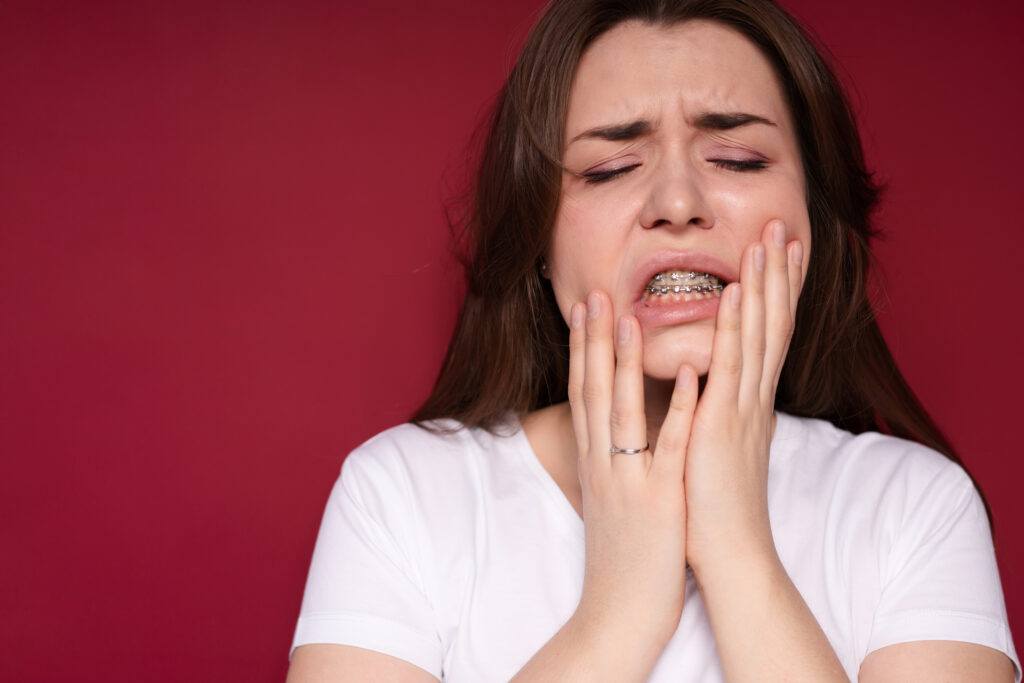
[{"x1": 641, "y1": 270, "x2": 726, "y2": 303}]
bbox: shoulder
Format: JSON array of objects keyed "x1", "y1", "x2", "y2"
[
  {"x1": 337, "y1": 417, "x2": 527, "y2": 516},
  {"x1": 772, "y1": 413, "x2": 977, "y2": 531},
  {"x1": 343, "y1": 419, "x2": 468, "y2": 474},
  {"x1": 776, "y1": 412, "x2": 968, "y2": 485},
  {"x1": 344, "y1": 417, "x2": 519, "y2": 472}
]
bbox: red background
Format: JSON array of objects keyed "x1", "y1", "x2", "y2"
[{"x1": 2, "y1": 1, "x2": 1021, "y2": 680}]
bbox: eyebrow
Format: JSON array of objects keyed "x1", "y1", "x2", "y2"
[
  {"x1": 568, "y1": 111, "x2": 776, "y2": 145},
  {"x1": 694, "y1": 111, "x2": 776, "y2": 130},
  {"x1": 569, "y1": 119, "x2": 652, "y2": 144}
]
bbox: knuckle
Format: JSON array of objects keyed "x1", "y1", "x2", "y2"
[
  {"x1": 615, "y1": 347, "x2": 638, "y2": 369},
  {"x1": 668, "y1": 385, "x2": 694, "y2": 411},
  {"x1": 751, "y1": 337, "x2": 767, "y2": 359},
  {"x1": 568, "y1": 385, "x2": 584, "y2": 408},
  {"x1": 724, "y1": 356, "x2": 743, "y2": 375},
  {"x1": 771, "y1": 309, "x2": 793, "y2": 332},
  {"x1": 667, "y1": 395, "x2": 690, "y2": 415},
  {"x1": 773, "y1": 324, "x2": 794, "y2": 349},
  {"x1": 581, "y1": 382, "x2": 605, "y2": 405},
  {"x1": 579, "y1": 466, "x2": 603, "y2": 494},
  {"x1": 772, "y1": 315, "x2": 795, "y2": 345},
  {"x1": 609, "y1": 409, "x2": 635, "y2": 434},
  {"x1": 656, "y1": 431, "x2": 680, "y2": 455},
  {"x1": 567, "y1": 377, "x2": 584, "y2": 400}
]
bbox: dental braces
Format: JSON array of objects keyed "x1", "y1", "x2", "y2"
[
  {"x1": 645, "y1": 284, "x2": 725, "y2": 295},
  {"x1": 646, "y1": 271, "x2": 725, "y2": 295}
]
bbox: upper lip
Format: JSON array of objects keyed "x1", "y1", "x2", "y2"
[{"x1": 630, "y1": 250, "x2": 737, "y2": 303}]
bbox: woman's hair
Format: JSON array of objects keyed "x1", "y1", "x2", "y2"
[{"x1": 412, "y1": 0, "x2": 992, "y2": 524}]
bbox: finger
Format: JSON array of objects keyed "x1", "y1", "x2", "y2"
[
  {"x1": 609, "y1": 314, "x2": 648, "y2": 476},
  {"x1": 788, "y1": 239, "x2": 804, "y2": 318},
  {"x1": 651, "y1": 363, "x2": 697, "y2": 482},
  {"x1": 763, "y1": 238, "x2": 806, "y2": 396},
  {"x1": 738, "y1": 239, "x2": 766, "y2": 403},
  {"x1": 583, "y1": 290, "x2": 614, "y2": 468},
  {"x1": 567, "y1": 301, "x2": 589, "y2": 457},
  {"x1": 704, "y1": 281, "x2": 743, "y2": 403},
  {"x1": 762, "y1": 220, "x2": 793, "y2": 402}
]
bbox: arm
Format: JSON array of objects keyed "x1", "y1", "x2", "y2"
[
  {"x1": 695, "y1": 553, "x2": 1017, "y2": 683},
  {"x1": 695, "y1": 550, "x2": 849, "y2": 682},
  {"x1": 684, "y1": 222, "x2": 1017, "y2": 681},
  {"x1": 286, "y1": 644, "x2": 440, "y2": 683},
  {"x1": 510, "y1": 605, "x2": 674, "y2": 682},
  {"x1": 508, "y1": 294, "x2": 701, "y2": 681},
  {"x1": 859, "y1": 641, "x2": 1015, "y2": 683},
  {"x1": 683, "y1": 222, "x2": 847, "y2": 680},
  {"x1": 285, "y1": 607, "x2": 679, "y2": 683}
]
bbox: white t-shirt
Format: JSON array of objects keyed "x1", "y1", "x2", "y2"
[{"x1": 291, "y1": 412, "x2": 1021, "y2": 681}]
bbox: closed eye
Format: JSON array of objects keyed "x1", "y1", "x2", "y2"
[
  {"x1": 711, "y1": 158, "x2": 769, "y2": 172},
  {"x1": 582, "y1": 163, "x2": 641, "y2": 184}
]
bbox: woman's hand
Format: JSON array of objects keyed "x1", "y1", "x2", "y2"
[
  {"x1": 682, "y1": 219, "x2": 805, "y2": 574},
  {"x1": 567, "y1": 288, "x2": 699, "y2": 648}
]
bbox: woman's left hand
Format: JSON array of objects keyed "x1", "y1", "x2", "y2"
[{"x1": 682, "y1": 219, "x2": 805, "y2": 574}]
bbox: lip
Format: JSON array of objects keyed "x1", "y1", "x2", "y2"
[{"x1": 629, "y1": 250, "x2": 737, "y2": 329}]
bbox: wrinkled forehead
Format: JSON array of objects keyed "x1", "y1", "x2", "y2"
[{"x1": 565, "y1": 20, "x2": 796, "y2": 142}]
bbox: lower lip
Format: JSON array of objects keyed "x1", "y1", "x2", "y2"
[{"x1": 632, "y1": 293, "x2": 722, "y2": 329}]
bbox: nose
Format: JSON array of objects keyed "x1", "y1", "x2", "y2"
[{"x1": 638, "y1": 154, "x2": 714, "y2": 231}]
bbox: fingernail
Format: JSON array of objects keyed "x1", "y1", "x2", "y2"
[
  {"x1": 587, "y1": 291, "x2": 600, "y2": 319},
  {"x1": 792, "y1": 241, "x2": 803, "y2": 266},
  {"x1": 731, "y1": 283, "x2": 742, "y2": 308},
  {"x1": 617, "y1": 316, "x2": 630, "y2": 343},
  {"x1": 571, "y1": 303, "x2": 584, "y2": 329},
  {"x1": 754, "y1": 244, "x2": 765, "y2": 271},
  {"x1": 677, "y1": 367, "x2": 691, "y2": 390},
  {"x1": 773, "y1": 221, "x2": 786, "y2": 247}
]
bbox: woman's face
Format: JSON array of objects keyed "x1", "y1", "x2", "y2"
[{"x1": 548, "y1": 20, "x2": 812, "y2": 380}]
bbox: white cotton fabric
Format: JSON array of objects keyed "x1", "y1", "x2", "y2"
[{"x1": 291, "y1": 412, "x2": 1021, "y2": 682}]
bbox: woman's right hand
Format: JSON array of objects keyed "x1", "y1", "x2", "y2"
[{"x1": 567, "y1": 290, "x2": 698, "y2": 649}]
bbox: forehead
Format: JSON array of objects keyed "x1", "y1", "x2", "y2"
[{"x1": 566, "y1": 20, "x2": 793, "y2": 137}]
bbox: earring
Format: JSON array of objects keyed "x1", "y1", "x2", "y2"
[{"x1": 538, "y1": 257, "x2": 550, "y2": 276}]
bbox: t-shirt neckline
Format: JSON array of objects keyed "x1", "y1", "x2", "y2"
[
  {"x1": 505, "y1": 410, "x2": 801, "y2": 549},
  {"x1": 507, "y1": 415, "x2": 586, "y2": 545}
]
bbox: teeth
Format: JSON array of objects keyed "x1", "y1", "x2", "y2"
[{"x1": 644, "y1": 270, "x2": 724, "y2": 296}]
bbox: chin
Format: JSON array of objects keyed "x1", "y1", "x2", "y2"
[{"x1": 640, "y1": 327, "x2": 713, "y2": 380}]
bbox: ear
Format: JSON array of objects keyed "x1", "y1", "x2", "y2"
[{"x1": 538, "y1": 256, "x2": 552, "y2": 279}]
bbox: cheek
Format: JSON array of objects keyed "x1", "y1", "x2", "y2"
[
  {"x1": 548, "y1": 192, "x2": 634, "y2": 312},
  {"x1": 711, "y1": 173, "x2": 811, "y2": 248},
  {"x1": 548, "y1": 200, "x2": 587, "y2": 315}
]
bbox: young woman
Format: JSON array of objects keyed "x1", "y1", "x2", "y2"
[{"x1": 287, "y1": 1, "x2": 1020, "y2": 680}]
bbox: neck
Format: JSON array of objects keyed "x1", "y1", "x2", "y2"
[
  {"x1": 641, "y1": 375, "x2": 777, "y2": 449},
  {"x1": 533, "y1": 376, "x2": 777, "y2": 461},
  {"x1": 642, "y1": 375, "x2": 678, "y2": 451}
]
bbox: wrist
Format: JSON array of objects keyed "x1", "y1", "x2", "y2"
[
  {"x1": 689, "y1": 534, "x2": 781, "y2": 585},
  {"x1": 573, "y1": 596, "x2": 680, "y2": 651}
]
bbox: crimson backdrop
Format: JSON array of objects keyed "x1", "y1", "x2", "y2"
[{"x1": 2, "y1": 1, "x2": 1021, "y2": 681}]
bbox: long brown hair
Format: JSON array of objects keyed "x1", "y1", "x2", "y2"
[{"x1": 412, "y1": 0, "x2": 992, "y2": 525}]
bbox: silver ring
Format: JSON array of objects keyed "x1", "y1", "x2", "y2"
[{"x1": 609, "y1": 443, "x2": 650, "y2": 455}]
